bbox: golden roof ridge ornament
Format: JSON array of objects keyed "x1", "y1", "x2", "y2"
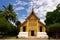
[{"x1": 31, "y1": 7, "x2": 35, "y2": 14}]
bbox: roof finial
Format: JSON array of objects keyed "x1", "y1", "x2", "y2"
[
  {"x1": 32, "y1": 6, "x2": 34, "y2": 11},
  {"x1": 31, "y1": 5, "x2": 34, "y2": 13}
]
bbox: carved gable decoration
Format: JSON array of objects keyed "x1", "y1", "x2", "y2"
[
  {"x1": 20, "y1": 9, "x2": 45, "y2": 27},
  {"x1": 26, "y1": 10, "x2": 40, "y2": 20}
]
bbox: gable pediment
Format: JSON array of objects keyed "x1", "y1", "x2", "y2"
[
  {"x1": 26, "y1": 10, "x2": 40, "y2": 20},
  {"x1": 27, "y1": 14, "x2": 39, "y2": 20},
  {"x1": 20, "y1": 9, "x2": 45, "y2": 27}
]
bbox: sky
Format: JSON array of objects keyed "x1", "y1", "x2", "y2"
[{"x1": 0, "y1": 0, "x2": 60, "y2": 24}]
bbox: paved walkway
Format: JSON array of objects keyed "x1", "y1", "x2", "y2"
[
  {"x1": 0, "y1": 37, "x2": 60, "y2": 40},
  {"x1": 0, "y1": 39, "x2": 48, "y2": 40},
  {"x1": 0, "y1": 38, "x2": 60, "y2": 40}
]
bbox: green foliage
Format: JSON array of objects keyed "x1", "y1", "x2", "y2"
[
  {"x1": 45, "y1": 12, "x2": 54, "y2": 25},
  {"x1": 0, "y1": 4, "x2": 19, "y2": 36},
  {"x1": 0, "y1": 16, "x2": 11, "y2": 35},
  {"x1": 3, "y1": 4, "x2": 17, "y2": 22},
  {"x1": 15, "y1": 21, "x2": 21, "y2": 34},
  {"x1": 45, "y1": 4, "x2": 60, "y2": 38},
  {"x1": 45, "y1": 4, "x2": 60, "y2": 26},
  {"x1": 15, "y1": 21, "x2": 21, "y2": 26},
  {"x1": 47, "y1": 23, "x2": 60, "y2": 32}
]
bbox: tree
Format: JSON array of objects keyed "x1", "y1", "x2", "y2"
[
  {"x1": 15, "y1": 21, "x2": 21, "y2": 27},
  {"x1": 3, "y1": 4, "x2": 17, "y2": 22},
  {"x1": 45, "y1": 4, "x2": 60, "y2": 38},
  {"x1": 0, "y1": 4, "x2": 18, "y2": 36},
  {"x1": 15, "y1": 21, "x2": 21, "y2": 34},
  {"x1": 0, "y1": 16, "x2": 12, "y2": 35},
  {"x1": 47, "y1": 23, "x2": 60, "y2": 38}
]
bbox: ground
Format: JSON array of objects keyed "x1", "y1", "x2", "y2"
[
  {"x1": 0, "y1": 36, "x2": 60, "y2": 40},
  {"x1": 0, "y1": 38, "x2": 60, "y2": 40},
  {"x1": 0, "y1": 39, "x2": 48, "y2": 40}
]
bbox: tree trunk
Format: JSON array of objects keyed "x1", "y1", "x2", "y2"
[{"x1": 56, "y1": 32, "x2": 58, "y2": 39}]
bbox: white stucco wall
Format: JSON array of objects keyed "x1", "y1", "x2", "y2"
[
  {"x1": 37, "y1": 32, "x2": 48, "y2": 38},
  {"x1": 18, "y1": 32, "x2": 28, "y2": 38},
  {"x1": 18, "y1": 32, "x2": 48, "y2": 38}
]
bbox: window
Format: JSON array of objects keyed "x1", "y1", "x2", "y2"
[
  {"x1": 23, "y1": 26, "x2": 26, "y2": 32},
  {"x1": 40, "y1": 26, "x2": 42, "y2": 32}
]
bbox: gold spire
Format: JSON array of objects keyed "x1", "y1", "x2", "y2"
[{"x1": 31, "y1": 8, "x2": 34, "y2": 14}]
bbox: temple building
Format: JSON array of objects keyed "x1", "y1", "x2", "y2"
[{"x1": 18, "y1": 9, "x2": 48, "y2": 38}]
